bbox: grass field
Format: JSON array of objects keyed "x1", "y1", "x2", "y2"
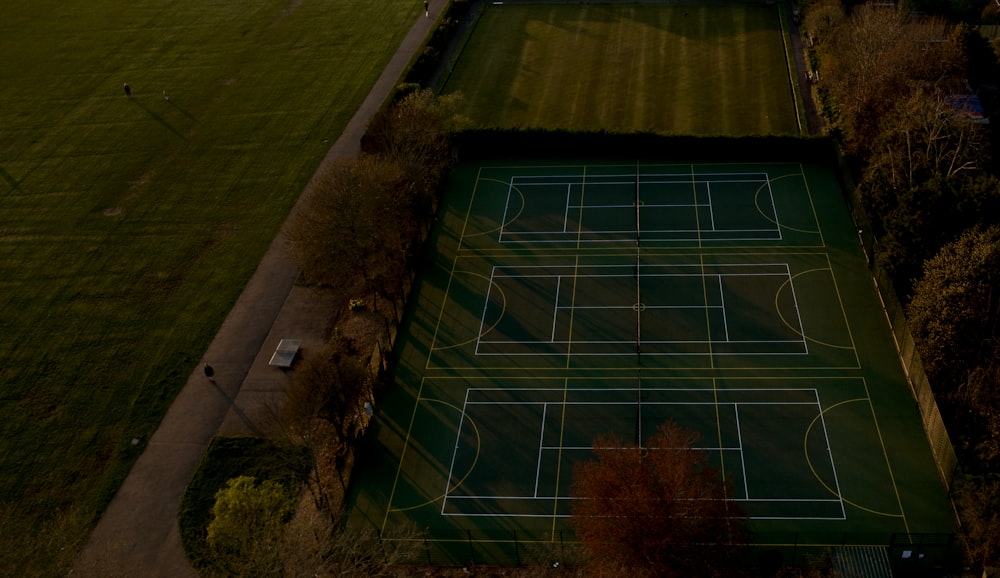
[
  {"x1": 346, "y1": 160, "x2": 955, "y2": 566},
  {"x1": 0, "y1": 0, "x2": 419, "y2": 574},
  {"x1": 442, "y1": 3, "x2": 803, "y2": 135}
]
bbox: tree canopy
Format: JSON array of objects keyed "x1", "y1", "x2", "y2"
[{"x1": 570, "y1": 422, "x2": 748, "y2": 577}]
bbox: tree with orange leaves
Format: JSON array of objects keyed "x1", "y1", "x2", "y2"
[{"x1": 570, "y1": 421, "x2": 749, "y2": 577}]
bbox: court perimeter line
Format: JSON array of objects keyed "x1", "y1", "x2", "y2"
[
  {"x1": 535, "y1": 403, "x2": 548, "y2": 497},
  {"x1": 380, "y1": 376, "x2": 431, "y2": 532},
  {"x1": 551, "y1": 377, "x2": 571, "y2": 537},
  {"x1": 799, "y1": 163, "x2": 827, "y2": 248},
  {"x1": 460, "y1": 177, "x2": 517, "y2": 240},
  {"x1": 814, "y1": 389, "x2": 847, "y2": 520},
  {"x1": 390, "y1": 398, "x2": 479, "y2": 513},
  {"x1": 389, "y1": 164, "x2": 484, "y2": 528},
  {"x1": 824, "y1": 253, "x2": 862, "y2": 368},
  {"x1": 575, "y1": 165, "x2": 587, "y2": 250},
  {"x1": 862, "y1": 379, "x2": 912, "y2": 534},
  {"x1": 441, "y1": 389, "x2": 479, "y2": 515},
  {"x1": 734, "y1": 404, "x2": 750, "y2": 500},
  {"x1": 801, "y1": 397, "x2": 902, "y2": 518}
]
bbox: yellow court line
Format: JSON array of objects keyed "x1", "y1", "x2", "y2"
[
  {"x1": 861, "y1": 379, "x2": 912, "y2": 534},
  {"x1": 691, "y1": 164, "x2": 703, "y2": 250},
  {"x1": 429, "y1": 271, "x2": 506, "y2": 351},
  {"x1": 394, "y1": 173, "x2": 484, "y2": 525},
  {"x1": 775, "y1": 268, "x2": 855, "y2": 350},
  {"x1": 454, "y1": 249, "x2": 837, "y2": 260},
  {"x1": 575, "y1": 165, "x2": 587, "y2": 251},
  {"x1": 699, "y1": 253, "x2": 716, "y2": 370},
  {"x1": 799, "y1": 162, "x2": 827, "y2": 248},
  {"x1": 756, "y1": 173, "x2": 820, "y2": 234},
  {"x1": 423, "y1": 167, "x2": 487, "y2": 369},
  {"x1": 551, "y1": 377, "x2": 571, "y2": 537},
  {"x1": 459, "y1": 177, "x2": 519, "y2": 239},
  {"x1": 502, "y1": 183, "x2": 527, "y2": 231},
  {"x1": 380, "y1": 377, "x2": 433, "y2": 532},
  {"x1": 803, "y1": 397, "x2": 905, "y2": 518},
  {"x1": 389, "y1": 397, "x2": 481, "y2": 512},
  {"x1": 376, "y1": 536, "x2": 895, "y2": 549},
  {"x1": 822, "y1": 252, "x2": 863, "y2": 368}
]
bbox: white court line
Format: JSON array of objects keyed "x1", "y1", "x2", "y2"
[
  {"x1": 783, "y1": 263, "x2": 809, "y2": 353},
  {"x1": 464, "y1": 400, "x2": 820, "y2": 406},
  {"x1": 511, "y1": 175, "x2": 769, "y2": 185},
  {"x1": 550, "y1": 276, "x2": 561, "y2": 342},
  {"x1": 498, "y1": 179, "x2": 515, "y2": 243},
  {"x1": 550, "y1": 445, "x2": 745, "y2": 451},
  {"x1": 474, "y1": 267, "x2": 498, "y2": 356},
  {"x1": 478, "y1": 267, "x2": 808, "y2": 355},
  {"x1": 535, "y1": 403, "x2": 547, "y2": 498},
  {"x1": 493, "y1": 262, "x2": 793, "y2": 271},
  {"x1": 814, "y1": 389, "x2": 846, "y2": 519},
  {"x1": 765, "y1": 174, "x2": 783, "y2": 241},
  {"x1": 555, "y1": 304, "x2": 725, "y2": 310},
  {"x1": 445, "y1": 495, "x2": 841, "y2": 503},
  {"x1": 707, "y1": 181, "x2": 717, "y2": 231},
  {"x1": 467, "y1": 386, "x2": 822, "y2": 393},
  {"x1": 442, "y1": 388, "x2": 473, "y2": 515},
  {"x1": 562, "y1": 184, "x2": 571, "y2": 233},
  {"x1": 478, "y1": 339, "x2": 806, "y2": 345},
  {"x1": 718, "y1": 274, "x2": 730, "y2": 342},
  {"x1": 499, "y1": 171, "x2": 783, "y2": 243},
  {"x1": 447, "y1": 384, "x2": 843, "y2": 521},
  {"x1": 734, "y1": 404, "x2": 750, "y2": 500},
  {"x1": 567, "y1": 202, "x2": 707, "y2": 209}
]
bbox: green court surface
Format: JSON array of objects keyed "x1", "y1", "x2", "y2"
[{"x1": 347, "y1": 160, "x2": 955, "y2": 565}]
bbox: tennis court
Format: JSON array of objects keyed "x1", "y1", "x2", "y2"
[{"x1": 347, "y1": 161, "x2": 955, "y2": 566}]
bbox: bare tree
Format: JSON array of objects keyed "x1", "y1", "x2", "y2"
[
  {"x1": 822, "y1": 4, "x2": 960, "y2": 154},
  {"x1": 287, "y1": 155, "x2": 408, "y2": 301},
  {"x1": 570, "y1": 422, "x2": 748, "y2": 578},
  {"x1": 284, "y1": 334, "x2": 370, "y2": 506},
  {"x1": 865, "y1": 89, "x2": 988, "y2": 193},
  {"x1": 362, "y1": 89, "x2": 468, "y2": 213},
  {"x1": 282, "y1": 503, "x2": 423, "y2": 578}
]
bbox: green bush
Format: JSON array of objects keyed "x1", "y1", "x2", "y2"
[{"x1": 178, "y1": 437, "x2": 311, "y2": 570}]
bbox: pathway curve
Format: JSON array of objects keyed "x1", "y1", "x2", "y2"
[
  {"x1": 71, "y1": 5, "x2": 445, "y2": 576},
  {"x1": 72, "y1": 1, "x2": 824, "y2": 573}
]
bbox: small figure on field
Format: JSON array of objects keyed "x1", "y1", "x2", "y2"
[
  {"x1": 163, "y1": 90, "x2": 169, "y2": 101},
  {"x1": 203, "y1": 363, "x2": 216, "y2": 384},
  {"x1": 124, "y1": 83, "x2": 131, "y2": 97}
]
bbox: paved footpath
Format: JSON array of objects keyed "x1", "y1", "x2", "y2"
[{"x1": 71, "y1": 5, "x2": 444, "y2": 576}]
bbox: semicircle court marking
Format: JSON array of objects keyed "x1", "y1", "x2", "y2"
[
  {"x1": 459, "y1": 177, "x2": 527, "y2": 239},
  {"x1": 803, "y1": 398, "x2": 904, "y2": 518},
  {"x1": 754, "y1": 173, "x2": 820, "y2": 234},
  {"x1": 774, "y1": 268, "x2": 854, "y2": 350},
  {"x1": 389, "y1": 397, "x2": 482, "y2": 513},
  {"x1": 430, "y1": 271, "x2": 508, "y2": 352}
]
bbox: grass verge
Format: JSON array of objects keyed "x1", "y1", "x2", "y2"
[
  {"x1": 0, "y1": 0, "x2": 418, "y2": 574},
  {"x1": 441, "y1": 2, "x2": 801, "y2": 135}
]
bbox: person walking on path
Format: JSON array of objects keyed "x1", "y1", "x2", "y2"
[
  {"x1": 424, "y1": 0, "x2": 429, "y2": 17},
  {"x1": 124, "y1": 82, "x2": 131, "y2": 97},
  {"x1": 73, "y1": 2, "x2": 446, "y2": 575},
  {"x1": 203, "y1": 363, "x2": 216, "y2": 384}
]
